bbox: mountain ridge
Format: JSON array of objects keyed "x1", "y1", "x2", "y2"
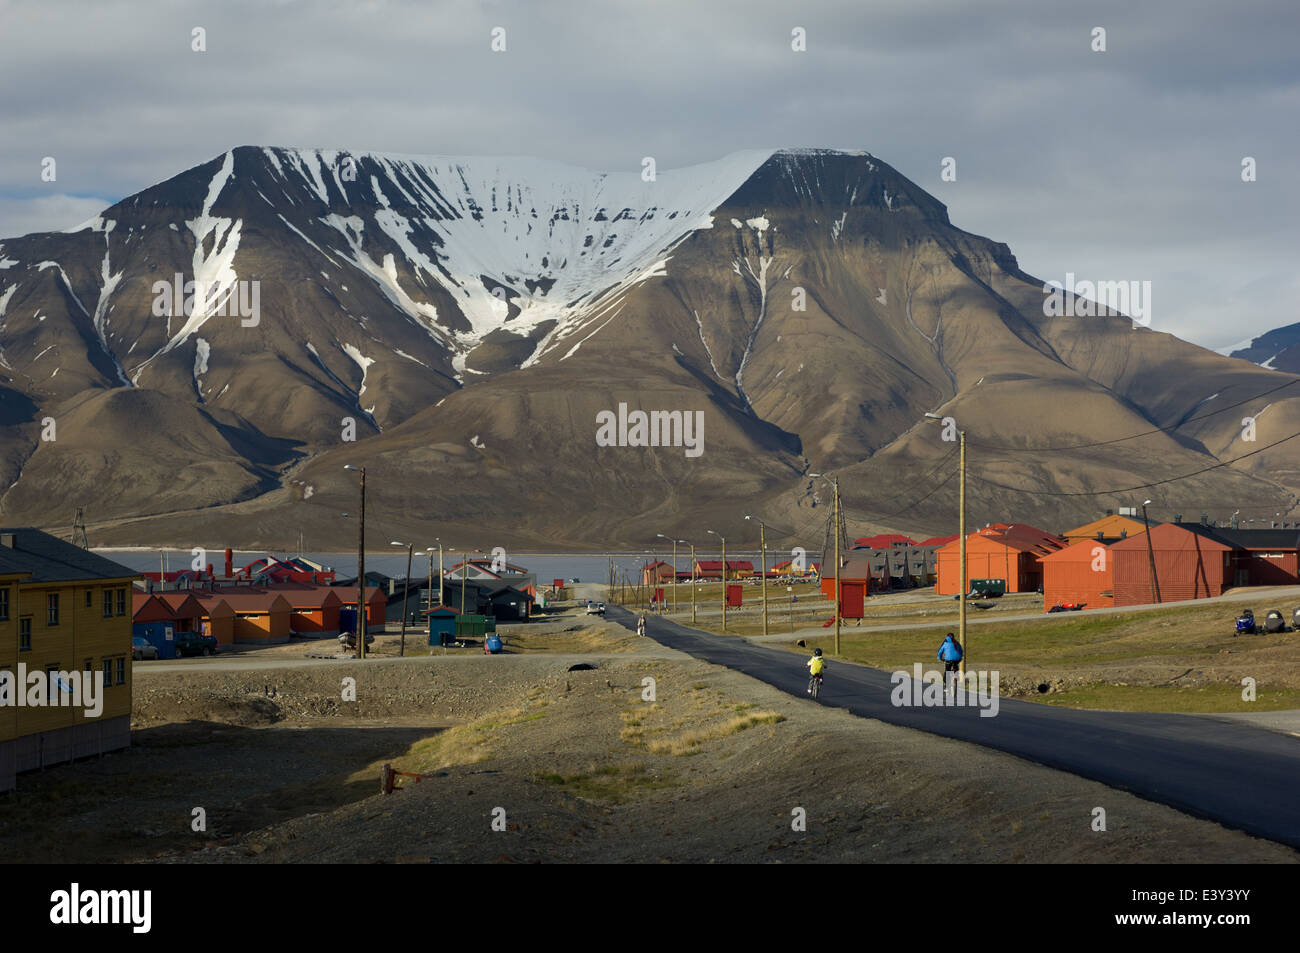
[{"x1": 0, "y1": 146, "x2": 1297, "y2": 549}]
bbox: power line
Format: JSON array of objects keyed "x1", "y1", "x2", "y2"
[
  {"x1": 964, "y1": 430, "x2": 1300, "y2": 497},
  {"x1": 964, "y1": 378, "x2": 1300, "y2": 453}
]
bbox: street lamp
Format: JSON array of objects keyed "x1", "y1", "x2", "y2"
[
  {"x1": 707, "y1": 530, "x2": 727, "y2": 632},
  {"x1": 923, "y1": 413, "x2": 966, "y2": 674},
  {"x1": 391, "y1": 540, "x2": 413, "y2": 657},
  {"x1": 343, "y1": 465, "x2": 366, "y2": 660},
  {"x1": 809, "y1": 473, "x2": 842, "y2": 655},
  {"x1": 1140, "y1": 499, "x2": 1161, "y2": 604},
  {"x1": 744, "y1": 515, "x2": 769, "y2": 638},
  {"x1": 675, "y1": 538, "x2": 697, "y2": 623},
  {"x1": 657, "y1": 534, "x2": 684, "y2": 615}
]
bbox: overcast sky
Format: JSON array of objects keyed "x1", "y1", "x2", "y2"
[{"x1": 1, "y1": 0, "x2": 1295, "y2": 350}]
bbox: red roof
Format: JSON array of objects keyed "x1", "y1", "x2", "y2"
[
  {"x1": 695, "y1": 560, "x2": 755, "y2": 572},
  {"x1": 853, "y1": 534, "x2": 916, "y2": 549},
  {"x1": 917, "y1": 534, "x2": 958, "y2": 547},
  {"x1": 944, "y1": 523, "x2": 1065, "y2": 556}
]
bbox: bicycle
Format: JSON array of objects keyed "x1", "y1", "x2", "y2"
[{"x1": 810, "y1": 673, "x2": 823, "y2": 699}]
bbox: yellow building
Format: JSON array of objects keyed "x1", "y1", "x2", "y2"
[{"x1": 0, "y1": 529, "x2": 138, "y2": 791}]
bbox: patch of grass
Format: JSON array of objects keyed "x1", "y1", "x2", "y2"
[
  {"x1": 393, "y1": 705, "x2": 542, "y2": 771},
  {"x1": 532, "y1": 762, "x2": 677, "y2": 802},
  {"x1": 646, "y1": 710, "x2": 786, "y2": 756},
  {"x1": 1032, "y1": 683, "x2": 1300, "y2": 713},
  {"x1": 503, "y1": 624, "x2": 635, "y2": 655}
]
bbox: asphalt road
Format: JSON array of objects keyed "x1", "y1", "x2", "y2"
[{"x1": 610, "y1": 605, "x2": 1300, "y2": 850}]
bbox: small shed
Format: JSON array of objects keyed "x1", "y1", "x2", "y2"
[
  {"x1": 426, "y1": 606, "x2": 460, "y2": 646},
  {"x1": 211, "y1": 592, "x2": 293, "y2": 644},
  {"x1": 193, "y1": 596, "x2": 236, "y2": 645}
]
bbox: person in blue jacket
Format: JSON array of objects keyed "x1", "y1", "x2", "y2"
[{"x1": 937, "y1": 632, "x2": 963, "y2": 694}]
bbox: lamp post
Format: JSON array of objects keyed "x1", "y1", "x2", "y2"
[
  {"x1": 391, "y1": 540, "x2": 414, "y2": 656},
  {"x1": 1141, "y1": 499, "x2": 1162, "y2": 604},
  {"x1": 708, "y1": 530, "x2": 727, "y2": 632},
  {"x1": 684, "y1": 540, "x2": 697, "y2": 623},
  {"x1": 437, "y1": 540, "x2": 445, "y2": 607},
  {"x1": 745, "y1": 515, "x2": 768, "y2": 638},
  {"x1": 343, "y1": 465, "x2": 366, "y2": 660},
  {"x1": 657, "y1": 534, "x2": 682, "y2": 614},
  {"x1": 923, "y1": 413, "x2": 967, "y2": 674},
  {"x1": 460, "y1": 551, "x2": 468, "y2": 617}
]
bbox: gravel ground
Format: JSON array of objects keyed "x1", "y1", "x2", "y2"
[{"x1": 127, "y1": 615, "x2": 1297, "y2": 864}]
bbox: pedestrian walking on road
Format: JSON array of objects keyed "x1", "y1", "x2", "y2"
[{"x1": 637, "y1": 614, "x2": 647, "y2": 637}]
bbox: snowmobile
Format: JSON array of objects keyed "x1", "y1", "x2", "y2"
[
  {"x1": 1234, "y1": 609, "x2": 1256, "y2": 635},
  {"x1": 1263, "y1": 610, "x2": 1286, "y2": 634}
]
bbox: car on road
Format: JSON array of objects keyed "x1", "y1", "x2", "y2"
[
  {"x1": 585, "y1": 601, "x2": 606, "y2": 616},
  {"x1": 174, "y1": 632, "x2": 220, "y2": 657},
  {"x1": 131, "y1": 637, "x2": 159, "y2": 661}
]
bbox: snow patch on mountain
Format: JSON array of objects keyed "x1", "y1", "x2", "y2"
[
  {"x1": 193, "y1": 338, "x2": 210, "y2": 397},
  {"x1": 262, "y1": 147, "x2": 775, "y2": 375}
]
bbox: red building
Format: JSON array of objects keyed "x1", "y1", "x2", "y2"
[
  {"x1": 1039, "y1": 539, "x2": 1115, "y2": 610},
  {"x1": 1108, "y1": 523, "x2": 1232, "y2": 606},
  {"x1": 692, "y1": 560, "x2": 754, "y2": 580},
  {"x1": 640, "y1": 561, "x2": 677, "y2": 586},
  {"x1": 935, "y1": 524, "x2": 1065, "y2": 595},
  {"x1": 819, "y1": 554, "x2": 871, "y2": 617}
]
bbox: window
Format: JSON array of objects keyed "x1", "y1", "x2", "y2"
[
  {"x1": 103, "y1": 590, "x2": 113, "y2": 617},
  {"x1": 85, "y1": 589, "x2": 93, "y2": 608},
  {"x1": 19, "y1": 618, "x2": 31, "y2": 652},
  {"x1": 0, "y1": 588, "x2": 8, "y2": 621},
  {"x1": 84, "y1": 659, "x2": 92, "y2": 673},
  {"x1": 102, "y1": 659, "x2": 112, "y2": 685},
  {"x1": 115, "y1": 657, "x2": 125, "y2": 685},
  {"x1": 116, "y1": 588, "x2": 126, "y2": 616},
  {"x1": 47, "y1": 594, "x2": 59, "y2": 626}
]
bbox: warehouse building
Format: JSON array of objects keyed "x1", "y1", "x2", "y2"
[{"x1": 1109, "y1": 523, "x2": 1233, "y2": 606}]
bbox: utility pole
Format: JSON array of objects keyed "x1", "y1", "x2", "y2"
[
  {"x1": 392, "y1": 540, "x2": 413, "y2": 657},
  {"x1": 344, "y1": 465, "x2": 366, "y2": 660},
  {"x1": 657, "y1": 534, "x2": 680, "y2": 614},
  {"x1": 690, "y1": 542, "x2": 697, "y2": 623},
  {"x1": 1141, "y1": 499, "x2": 1161, "y2": 604},
  {"x1": 924, "y1": 416, "x2": 967, "y2": 676},
  {"x1": 745, "y1": 516, "x2": 768, "y2": 638},
  {"x1": 958, "y1": 430, "x2": 967, "y2": 676},
  {"x1": 426, "y1": 546, "x2": 435, "y2": 620},
  {"x1": 71, "y1": 508, "x2": 88, "y2": 549},
  {"x1": 833, "y1": 478, "x2": 841, "y2": 656},
  {"x1": 438, "y1": 543, "x2": 445, "y2": 607},
  {"x1": 708, "y1": 530, "x2": 727, "y2": 632},
  {"x1": 460, "y1": 552, "x2": 467, "y2": 617},
  {"x1": 672, "y1": 538, "x2": 678, "y2": 613}
]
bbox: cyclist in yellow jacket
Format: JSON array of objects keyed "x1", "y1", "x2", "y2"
[{"x1": 806, "y1": 648, "x2": 825, "y2": 693}]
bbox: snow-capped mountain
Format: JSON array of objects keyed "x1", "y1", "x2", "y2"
[
  {"x1": 1227, "y1": 322, "x2": 1300, "y2": 374},
  {"x1": 1, "y1": 147, "x2": 1297, "y2": 547}
]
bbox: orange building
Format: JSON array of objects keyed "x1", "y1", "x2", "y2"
[
  {"x1": 1061, "y1": 514, "x2": 1147, "y2": 545},
  {"x1": 272, "y1": 585, "x2": 343, "y2": 635},
  {"x1": 1039, "y1": 539, "x2": 1115, "y2": 611},
  {"x1": 936, "y1": 524, "x2": 1065, "y2": 595}
]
